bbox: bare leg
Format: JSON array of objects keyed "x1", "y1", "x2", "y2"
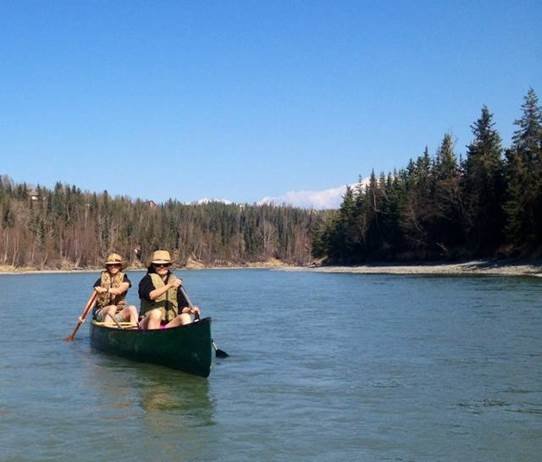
[
  {"x1": 140, "y1": 309, "x2": 162, "y2": 330},
  {"x1": 127, "y1": 305, "x2": 138, "y2": 325},
  {"x1": 101, "y1": 305, "x2": 118, "y2": 326},
  {"x1": 165, "y1": 313, "x2": 193, "y2": 328},
  {"x1": 118, "y1": 305, "x2": 138, "y2": 325}
]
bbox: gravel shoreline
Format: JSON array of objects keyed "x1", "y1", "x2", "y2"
[
  {"x1": 0, "y1": 264, "x2": 291, "y2": 275},
  {"x1": 280, "y1": 260, "x2": 542, "y2": 277},
  {"x1": 1, "y1": 260, "x2": 541, "y2": 277}
]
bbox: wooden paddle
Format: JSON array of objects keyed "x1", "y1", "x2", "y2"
[
  {"x1": 65, "y1": 290, "x2": 98, "y2": 342},
  {"x1": 179, "y1": 285, "x2": 229, "y2": 358}
]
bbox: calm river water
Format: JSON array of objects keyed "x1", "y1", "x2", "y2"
[{"x1": 0, "y1": 269, "x2": 541, "y2": 461}]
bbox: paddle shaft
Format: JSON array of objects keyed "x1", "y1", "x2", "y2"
[
  {"x1": 179, "y1": 285, "x2": 194, "y2": 307},
  {"x1": 179, "y1": 285, "x2": 229, "y2": 358},
  {"x1": 66, "y1": 290, "x2": 98, "y2": 341}
]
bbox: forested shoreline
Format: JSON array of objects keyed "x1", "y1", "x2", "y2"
[
  {"x1": 2, "y1": 89, "x2": 540, "y2": 270},
  {"x1": 313, "y1": 89, "x2": 542, "y2": 263},
  {"x1": 0, "y1": 179, "x2": 321, "y2": 269}
]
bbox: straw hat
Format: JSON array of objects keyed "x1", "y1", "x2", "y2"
[
  {"x1": 151, "y1": 250, "x2": 172, "y2": 264},
  {"x1": 105, "y1": 253, "x2": 124, "y2": 266}
]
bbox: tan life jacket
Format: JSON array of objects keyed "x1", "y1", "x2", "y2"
[
  {"x1": 139, "y1": 273, "x2": 179, "y2": 322},
  {"x1": 96, "y1": 271, "x2": 127, "y2": 308}
]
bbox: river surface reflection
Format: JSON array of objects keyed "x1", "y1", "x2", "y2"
[
  {"x1": 1, "y1": 269, "x2": 541, "y2": 461},
  {"x1": 83, "y1": 354, "x2": 216, "y2": 460}
]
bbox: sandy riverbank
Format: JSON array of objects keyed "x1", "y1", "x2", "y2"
[{"x1": 281, "y1": 260, "x2": 542, "y2": 277}]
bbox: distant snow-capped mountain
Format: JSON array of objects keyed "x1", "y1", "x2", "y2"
[
  {"x1": 194, "y1": 198, "x2": 233, "y2": 205},
  {"x1": 258, "y1": 180, "x2": 368, "y2": 210}
]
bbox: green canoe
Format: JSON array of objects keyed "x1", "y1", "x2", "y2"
[{"x1": 90, "y1": 317, "x2": 214, "y2": 377}]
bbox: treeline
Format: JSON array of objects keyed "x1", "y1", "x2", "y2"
[
  {"x1": 0, "y1": 179, "x2": 321, "y2": 268},
  {"x1": 313, "y1": 89, "x2": 542, "y2": 263}
]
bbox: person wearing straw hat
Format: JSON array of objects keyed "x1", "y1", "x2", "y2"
[
  {"x1": 91, "y1": 253, "x2": 138, "y2": 326},
  {"x1": 138, "y1": 250, "x2": 200, "y2": 330}
]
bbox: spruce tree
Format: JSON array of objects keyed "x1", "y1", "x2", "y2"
[
  {"x1": 463, "y1": 106, "x2": 505, "y2": 253},
  {"x1": 432, "y1": 134, "x2": 464, "y2": 255},
  {"x1": 336, "y1": 186, "x2": 358, "y2": 262},
  {"x1": 504, "y1": 89, "x2": 542, "y2": 248},
  {"x1": 400, "y1": 148, "x2": 433, "y2": 257}
]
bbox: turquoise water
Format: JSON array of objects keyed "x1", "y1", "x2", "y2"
[{"x1": 0, "y1": 270, "x2": 541, "y2": 461}]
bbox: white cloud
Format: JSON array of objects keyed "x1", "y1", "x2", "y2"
[
  {"x1": 193, "y1": 179, "x2": 369, "y2": 210},
  {"x1": 258, "y1": 179, "x2": 369, "y2": 210}
]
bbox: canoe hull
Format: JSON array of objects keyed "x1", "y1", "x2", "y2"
[{"x1": 90, "y1": 317, "x2": 213, "y2": 377}]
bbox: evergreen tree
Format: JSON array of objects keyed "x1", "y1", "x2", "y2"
[
  {"x1": 432, "y1": 134, "x2": 464, "y2": 255},
  {"x1": 504, "y1": 89, "x2": 542, "y2": 248},
  {"x1": 400, "y1": 148, "x2": 434, "y2": 256},
  {"x1": 364, "y1": 171, "x2": 384, "y2": 258},
  {"x1": 463, "y1": 107, "x2": 504, "y2": 253},
  {"x1": 334, "y1": 186, "x2": 358, "y2": 262}
]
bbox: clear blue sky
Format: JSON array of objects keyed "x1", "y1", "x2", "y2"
[{"x1": 1, "y1": 0, "x2": 540, "y2": 204}]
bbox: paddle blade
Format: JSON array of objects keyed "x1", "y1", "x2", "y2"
[
  {"x1": 215, "y1": 348, "x2": 229, "y2": 358},
  {"x1": 212, "y1": 341, "x2": 229, "y2": 358}
]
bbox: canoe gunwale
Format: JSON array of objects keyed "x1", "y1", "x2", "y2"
[
  {"x1": 89, "y1": 317, "x2": 214, "y2": 377},
  {"x1": 90, "y1": 316, "x2": 212, "y2": 333}
]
